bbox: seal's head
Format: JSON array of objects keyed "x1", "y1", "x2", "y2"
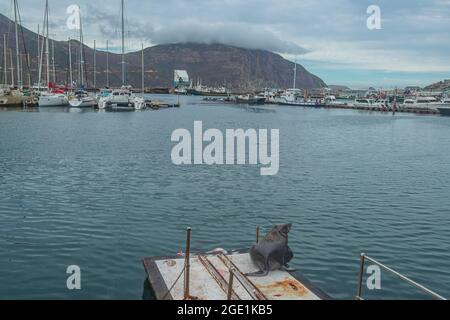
[
  {"x1": 262, "y1": 223, "x2": 293, "y2": 244},
  {"x1": 276, "y1": 223, "x2": 292, "y2": 237}
]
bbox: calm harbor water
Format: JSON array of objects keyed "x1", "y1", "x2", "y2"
[{"x1": 1, "y1": 95, "x2": 450, "y2": 300}]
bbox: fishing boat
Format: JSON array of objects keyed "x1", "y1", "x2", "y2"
[
  {"x1": 235, "y1": 94, "x2": 266, "y2": 105},
  {"x1": 97, "y1": 0, "x2": 145, "y2": 111},
  {"x1": 278, "y1": 90, "x2": 325, "y2": 107},
  {"x1": 277, "y1": 65, "x2": 325, "y2": 107},
  {"x1": 279, "y1": 97, "x2": 326, "y2": 107},
  {"x1": 189, "y1": 85, "x2": 229, "y2": 97},
  {"x1": 37, "y1": 0, "x2": 69, "y2": 107}
]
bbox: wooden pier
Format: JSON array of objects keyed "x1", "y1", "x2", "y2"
[{"x1": 322, "y1": 103, "x2": 441, "y2": 115}]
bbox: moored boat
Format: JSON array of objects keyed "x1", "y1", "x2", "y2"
[
  {"x1": 0, "y1": 87, "x2": 36, "y2": 107},
  {"x1": 36, "y1": 1, "x2": 69, "y2": 107},
  {"x1": 97, "y1": 0, "x2": 146, "y2": 112},
  {"x1": 38, "y1": 90, "x2": 69, "y2": 107},
  {"x1": 98, "y1": 86, "x2": 146, "y2": 111},
  {"x1": 435, "y1": 96, "x2": 450, "y2": 116},
  {"x1": 235, "y1": 94, "x2": 266, "y2": 105},
  {"x1": 69, "y1": 91, "x2": 97, "y2": 108},
  {"x1": 402, "y1": 96, "x2": 450, "y2": 110}
]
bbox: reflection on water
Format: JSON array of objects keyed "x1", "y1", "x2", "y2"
[{"x1": 142, "y1": 279, "x2": 157, "y2": 300}]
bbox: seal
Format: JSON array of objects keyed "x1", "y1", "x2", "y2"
[{"x1": 247, "y1": 224, "x2": 294, "y2": 277}]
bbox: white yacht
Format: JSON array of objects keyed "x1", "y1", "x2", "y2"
[
  {"x1": 69, "y1": 91, "x2": 97, "y2": 108},
  {"x1": 39, "y1": 91, "x2": 69, "y2": 106},
  {"x1": 98, "y1": 86, "x2": 146, "y2": 111},
  {"x1": 402, "y1": 96, "x2": 450, "y2": 110},
  {"x1": 353, "y1": 98, "x2": 376, "y2": 108},
  {"x1": 437, "y1": 96, "x2": 450, "y2": 116}
]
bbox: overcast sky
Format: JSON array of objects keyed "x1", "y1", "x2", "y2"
[{"x1": 2, "y1": 0, "x2": 449, "y2": 88}]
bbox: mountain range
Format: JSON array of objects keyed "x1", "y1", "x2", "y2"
[{"x1": 0, "y1": 13, "x2": 327, "y2": 89}]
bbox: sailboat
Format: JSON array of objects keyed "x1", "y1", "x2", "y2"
[
  {"x1": 69, "y1": 8, "x2": 96, "y2": 108},
  {"x1": 37, "y1": 0, "x2": 69, "y2": 107},
  {"x1": 97, "y1": 0, "x2": 145, "y2": 111},
  {"x1": 1, "y1": 0, "x2": 37, "y2": 107}
]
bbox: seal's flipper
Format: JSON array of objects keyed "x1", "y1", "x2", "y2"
[
  {"x1": 245, "y1": 270, "x2": 269, "y2": 277},
  {"x1": 281, "y1": 265, "x2": 296, "y2": 272}
]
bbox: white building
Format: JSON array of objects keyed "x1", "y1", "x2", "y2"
[{"x1": 174, "y1": 70, "x2": 190, "y2": 88}]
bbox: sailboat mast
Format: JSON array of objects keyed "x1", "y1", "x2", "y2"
[
  {"x1": 93, "y1": 40, "x2": 96, "y2": 90},
  {"x1": 293, "y1": 60, "x2": 297, "y2": 90},
  {"x1": 45, "y1": 0, "x2": 49, "y2": 89},
  {"x1": 141, "y1": 43, "x2": 144, "y2": 97},
  {"x1": 13, "y1": 0, "x2": 21, "y2": 88},
  {"x1": 37, "y1": 24, "x2": 39, "y2": 68},
  {"x1": 10, "y1": 49, "x2": 14, "y2": 87},
  {"x1": 3, "y1": 34, "x2": 6, "y2": 86},
  {"x1": 38, "y1": 9, "x2": 46, "y2": 90},
  {"x1": 121, "y1": 0, "x2": 125, "y2": 85},
  {"x1": 79, "y1": 7, "x2": 84, "y2": 88},
  {"x1": 68, "y1": 38, "x2": 73, "y2": 90},
  {"x1": 106, "y1": 40, "x2": 109, "y2": 87},
  {"x1": 27, "y1": 53, "x2": 31, "y2": 87},
  {"x1": 51, "y1": 40, "x2": 55, "y2": 83}
]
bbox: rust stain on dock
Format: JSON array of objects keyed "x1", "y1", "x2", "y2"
[{"x1": 258, "y1": 278, "x2": 308, "y2": 298}]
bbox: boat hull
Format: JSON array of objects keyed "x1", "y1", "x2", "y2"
[
  {"x1": 279, "y1": 101, "x2": 325, "y2": 107},
  {"x1": 39, "y1": 95, "x2": 69, "y2": 107},
  {"x1": 105, "y1": 104, "x2": 136, "y2": 112},
  {"x1": 69, "y1": 99, "x2": 96, "y2": 108},
  {"x1": 189, "y1": 89, "x2": 228, "y2": 97},
  {"x1": 235, "y1": 97, "x2": 266, "y2": 105},
  {"x1": 438, "y1": 107, "x2": 450, "y2": 116},
  {"x1": 0, "y1": 98, "x2": 23, "y2": 107}
]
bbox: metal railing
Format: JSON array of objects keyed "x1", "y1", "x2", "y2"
[
  {"x1": 356, "y1": 253, "x2": 446, "y2": 300},
  {"x1": 226, "y1": 267, "x2": 267, "y2": 300}
]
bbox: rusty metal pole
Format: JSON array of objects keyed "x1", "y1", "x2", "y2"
[
  {"x1": 184, "y1": 227, "x2": 192, "y2": 300},
  {"x1": 356, "y1": 253, "x2": 366, "y2": 300},
  {"x1": 256, "y1": 226, "x2": 260, "y2": 244},
  {"x1": 227, "y1": 269, "x2": 235, "y2": 300}
]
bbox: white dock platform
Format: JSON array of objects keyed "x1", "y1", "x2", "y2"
[{"x1": 143, "y1": 252, "x2": 330, "y2": 300}]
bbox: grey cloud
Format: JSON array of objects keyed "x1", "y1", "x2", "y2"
[
  {"x1": 148, "y1": 21, "x2": 309, "y2": 55},
  {"x1": 87, "y1": 3, "x2": 308, "y2": 55}
]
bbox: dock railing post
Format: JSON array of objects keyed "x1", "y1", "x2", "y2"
[
  {"x1": 184, "y1": 227, "x2": 192, "y2": 300},
  {"x1": 356, "y1": 253, "x2": 366, "y2": 300},
  {"x1": 227, "y1": 269, "x2": 235, "y2": 300}
]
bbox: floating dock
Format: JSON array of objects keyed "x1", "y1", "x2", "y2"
[
  {"x1": 322, "y1": 103, "x2": 441, "y2": 115},
  {"x1": 143, "y1": 228, "x2": 330, "y2": 301},
  {"x1": 143, "y1": 253, "x2": 329, "y2": 300},
  {"x1": 146, "y1": 100, "x2": 181, "y2": 110}
]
